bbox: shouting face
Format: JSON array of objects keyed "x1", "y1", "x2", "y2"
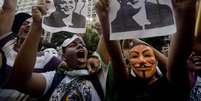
[
  {"x1": 63, "y1": 38, "x2": 88, "y2": 69},
  {"x1": 128, "y1": 44, "x2": 157, "y2": 79}
]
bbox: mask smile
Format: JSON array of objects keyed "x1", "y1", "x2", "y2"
[{"x1": 134, "y1": 64, "x2": 152, "y2": 71}]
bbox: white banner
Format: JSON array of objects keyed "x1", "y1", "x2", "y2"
[
  {"x1": 42, "y1": 0, "x2": 87, "y2": 33},
  {"x1": 109, "y1": 0, "x2": 176, "y2": 40}
]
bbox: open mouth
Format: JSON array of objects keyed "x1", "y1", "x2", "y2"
[
  {"x1": 192, "y1": 59, "x2": 201, "y2": 65},
  {"x1": 24, "y1": 30, "x2": 29, "y2": 34},
  {"x1": 77, "y1": 50, "x2": 86, "y2": 63},
  {"x1": 191, "y1": 56, "x2": 201, "y2": 65},
  {"x1": 77, "y1": 51, "x2": 85, "y2": 58},
  {"x1": 23, "y1": 27, "x2": 30, "y2": 34}
]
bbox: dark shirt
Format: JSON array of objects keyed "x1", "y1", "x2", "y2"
[
  {"x1": 116, "y1": 76, "x2": 174, "y2": 101},
  {"x1": 0, "y1": 33, "x2": 15, "y2": 88}
]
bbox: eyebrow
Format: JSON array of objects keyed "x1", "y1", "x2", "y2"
[
  {"x1": 142, "y1": 49, "x2": 152, "y2": 54},
  {"x1": 130, "y1": 51, "x2": 139, "y2": 55},
  {"x1": 130, "y1": 49, "x2": 150, "y2": 54}
]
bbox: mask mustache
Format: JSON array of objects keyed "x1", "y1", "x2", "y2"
[{"x1": 134, "y1": 63, "x2": 152, "y2": 68}]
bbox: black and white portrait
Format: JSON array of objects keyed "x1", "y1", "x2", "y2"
[
  {"x1": 109, "y1": 0, "x2": 176, "y2": 40},
  {"x1": 42, "y1": 0, "x2": 87, "y2": 33}
]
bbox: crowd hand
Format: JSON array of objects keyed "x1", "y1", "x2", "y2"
[
  {"x1": 37, "y1": 0, "x2": 50, "y2": 11},
  {"x1": 1, "y1": 0, "x2": 16, "y2": 11},
  {"x1": 96, "y1": 0, "x2": 109, "y2": 21},
  {"x1": 87, "y1": 56, "x2": 100, "y2": 74},
  {"x1": 32, "y1": 1, "x2": 47, "y2": 24}
]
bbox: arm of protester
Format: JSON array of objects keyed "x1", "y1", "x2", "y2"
[
  {"x1": 87, "y1": 56, "x2": 100, "y2": 74},
  {"x1": 193, "y1": 1, "x2": 201, "y2": 53},
  {"x1": 0, "y1": 0, "x2": 17, "y2": 37},
  {"x1": 0, "y1": 52, "x2": 2, "y2": 70},
  {"x1": 87, "y1": 35, "x2": 110, "y2": 74},
  {"x1": 96, "y1": 35, "x2": 110, "y2": 65},
  {"x1": 185, "y1": 1, "x2": 201, "y2": 72},
  {"x1": 167, "y1": 0, "x2": 196, "y2": 100},
  {"x1": 8, "y1": 5, "x2": 48, "y2": 97},
  {"x1": 96, "y1": 0, "x2": 128, "y2": 81}
]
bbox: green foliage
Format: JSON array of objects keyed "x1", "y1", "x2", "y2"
[
  {"x1": 51, "y1": 31, "x2": 74, "y2": 46},
  {"x1": 83, "y1": 27, "x2": 100, "y2": 56}
]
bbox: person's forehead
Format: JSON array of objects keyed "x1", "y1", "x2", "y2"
[
  {"x1": 65, "y1": 38, "x2": 84, "y2": 47},
  {"x1": 131, "y1": 44, "x2": 153, "y2": 52},
  {"x1": 24, "y1": 17, "x2": 33, "y2": 23},
  {"x1": 72, "y1": 38, "x2": 84, "y2": 44}
]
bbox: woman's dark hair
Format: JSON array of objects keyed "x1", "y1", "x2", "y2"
[{"x1": 11, "y1": 12, "x2": 31, "y2": 34}]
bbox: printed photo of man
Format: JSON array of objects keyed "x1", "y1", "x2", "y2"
[
  {"x1": 43, "y1": 0, "x2": 86, "y2": 28},
  {"x1": 111, "y1": 0, "x2": 174, "y2": 33}
]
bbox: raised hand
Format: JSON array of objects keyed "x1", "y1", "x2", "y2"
[
  {"x1": 87, "y1": 56, "x2": 100, "y2": 74},
  {"x1": 0, "y1": 0, "x2": 17, "y2": 37},
  {"x1": 32, "y1": 1, "x2": 47, "y2": 24},
  {"x1": 96, "y1": 0, "x2": 109, "y2": 24}
]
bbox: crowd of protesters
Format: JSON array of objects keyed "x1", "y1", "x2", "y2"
[{"x1": 0, "y1": 0, "x2": 201, "y2": 101}]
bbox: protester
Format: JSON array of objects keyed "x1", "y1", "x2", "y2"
[
  {"x1": 0, "y1": 1, "x2": 61, "y2": 101},
  {"x1": 0, "y1": 0, "x2": 17, "y2": 88},
  {"x1": 96, "y1": 0, "x2": 196, "y2": 101},
  {"x1": 11, "y1": 12, "x2": 62, "y2": 72},
  {"x1": 188, "y1": 51, "x2": 201, "y2": 101},
  {"x1": 0, "y1": 0, "x2": 31, "y2": 100},
  {"x1": 8, "y1": 2, "x2": 110, "y2": 101},
  {"x1": 188, "y1": 2, "x2": 201, "y2": 99}
]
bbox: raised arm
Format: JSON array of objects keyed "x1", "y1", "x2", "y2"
[
  {"x1": 193, "y1": 0, "x2": 201, "y2": 52},
  {"x1": 8, "y1": 5, "x2": 47, "y2": 97},
  {"x1": 0, "y1": 0, "x2": 17, "y2": 37},
  {"x1": 167, "y1": 0, "x2": 196, "y2": 100},
  {"x1": 96, "y1": 0, "x2": 128, "y2": 81}
]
